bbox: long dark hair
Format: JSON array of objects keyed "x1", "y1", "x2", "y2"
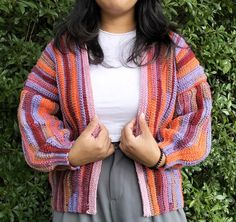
[{"x1": 54, "y1": 0, "x2": 178, "y2": 66}]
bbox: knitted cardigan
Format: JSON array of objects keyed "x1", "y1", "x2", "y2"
[{"x1": 17, "y1": 32, "x2": 212, "y2": 217}]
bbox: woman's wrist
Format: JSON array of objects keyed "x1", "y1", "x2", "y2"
[
  {"x1": 159, "y1": 150, "x2": 166, "y2": 167},
  {"x1": 68, "y1": 149, "x2": 78, "y2": 167},
  {"x1": 149, "y1": 148, "x2": 166, "y2": 169}
]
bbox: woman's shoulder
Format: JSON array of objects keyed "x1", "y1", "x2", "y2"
[
  {"x1": 45, "y1": 33, "x2": 74, "y2": 55},
  {"x1": 168, "y1": 31, "x2": 198, "y2": 66},
  {"x1": 169, "y1": 31, "x2": 190, "y2": 49}
]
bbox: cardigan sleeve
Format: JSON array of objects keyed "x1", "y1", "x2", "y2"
[
  {"x1": 157, "y1": 34, "x2": 213, "y2": 169},
  {"x1": 17, "y1": 41, "x2": 79, "y2": 172}
]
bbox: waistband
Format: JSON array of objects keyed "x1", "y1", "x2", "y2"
[{"x1": 111, "y1": 141, "x2": 120, "y2": 149}]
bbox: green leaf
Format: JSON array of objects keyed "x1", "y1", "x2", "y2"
[
  {"x1": 215, "y1": 195, "x2": 226, "y2": 200},
  {"x1": 221, "y1": 59, "x2": 232, "y2": 74}
]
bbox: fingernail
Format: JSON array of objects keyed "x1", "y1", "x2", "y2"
[{"x1": 140, "y1": 113, "x2": 145, "y2": 119}]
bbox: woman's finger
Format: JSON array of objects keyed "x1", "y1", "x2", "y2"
[{"x1": 138, "y1": 113, "x2": 150, "y2": 136}]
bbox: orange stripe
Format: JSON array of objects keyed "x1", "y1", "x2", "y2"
[
  {"x1": 54, "y1": 48, "x2": 77, "y2": 131},
  {"x1": 158, "y1": 118, "x2": 181, "y2": 150},
  {"x1": 176, "y1": 48, "x2": 187, "y2": 63},
  {"x1": 178, "y1": 58, "x2": 199, "y2": 78},
  {"x1": 146, "y1": 52, "x2": 160, "y2": 215},
  {"x1": 21, "y1": 128, "x2": 51, "y2": 171},
  {"x1": 68, "y1": 51, "x2": 82, "y2": 129},
  {"x1": 166, "y1": 129, "x2": 207, "y2": 164},
  {"x1": 147, "y1": 58, "x2": 156, "y2": 134},
  {"x1": 64, "y1": 172, "x2": 72, "y2": 211},
  {"x1": 38, "y1": 97, "x2": 68, "y2": 142},
  {"x1": 157, "y1": 52, "x2": 168, "y2": 126},
  {"x1": 38, "y1": 98, "x2": 57, "y2": 138},
  {"x1": 37, "y1": 59, "x2": 55, "y2": 77},
  {"x1": 147, "y1": 169, "x2": 160, "y2": 214}
]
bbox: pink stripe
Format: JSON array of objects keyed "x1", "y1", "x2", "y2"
[
  {"x1": 171, "y1": 171, "x2": 177, "y2": 209},
  {"x1": 81, "y1": 49, "x2": 103, "y2": 214},
  {"x1": 135, "y1": 162, "x2": 152, "y2": 217},
  {"x1": 134, "y1": 59, "x2": 152, "y2": 217},
  {"x1": 161, "y1": 170, "x2": 169, "y2": 211},
  {"x1": 77, "y1": 169, "x2": 83, "y2": 212},
  {"x1": 81, "y1": 49, "x2": 100, "y2": 137},
  {"x1": 81, "y1": 49, "x2": 95, "y2": 118},
  {"x1": 134, "y1": 55, "x2": 148, "y2": 136},
  {"x1": 88, "y1": 161, "x2": 103, "y2": 214},
  {"x1": 140, "y1": 55, "x2": 149, "y2": 114},
  {"x1": 151, "y1": 55, "x2": 158, "y2": 98}
]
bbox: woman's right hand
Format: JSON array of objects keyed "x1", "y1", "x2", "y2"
[{"x1": 68, "y1": 115, "x2": 115, "y2": 167}]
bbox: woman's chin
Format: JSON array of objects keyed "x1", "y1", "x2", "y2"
[{"x1": 96, "y1": 0, "x2": 138, "y2": 16}]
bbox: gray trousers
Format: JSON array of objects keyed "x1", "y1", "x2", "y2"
[{"x1": 53, "y1": 143, "x2": 187, "y2": 222}]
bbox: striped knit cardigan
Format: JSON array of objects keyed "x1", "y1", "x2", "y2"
[{"x1": 17, "y1": 32, "x2": 212, "y2": 217}]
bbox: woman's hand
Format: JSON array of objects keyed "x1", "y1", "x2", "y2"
[
  {"x1": 68, "y1": 116, "x2": 115, "y2": 167},
  {"x1": 119, "y1": 113, "x2": 166, "y2": 168}
]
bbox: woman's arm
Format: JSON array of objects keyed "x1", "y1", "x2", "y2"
[
  {"x1": 17, "y1": 41, "x2": 79, "y2": 172},
  {"x1": 157, "y1": 34, "x2": 213, "y2": 169}
]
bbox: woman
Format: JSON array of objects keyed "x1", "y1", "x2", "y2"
[{"x1": 17, "y1": 0, "x2": 212, "y2": 221}]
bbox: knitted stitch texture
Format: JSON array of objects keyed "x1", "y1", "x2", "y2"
[{"x1": 17, "y1": 32, "x2": 212, "y2": 217}]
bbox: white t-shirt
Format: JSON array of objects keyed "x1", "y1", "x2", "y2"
[{"x1": 90, "y1": 29, "x2": 140, "y2": 142}]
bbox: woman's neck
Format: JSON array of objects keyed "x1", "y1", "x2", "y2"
[{"x1": 99, "y1": 9, "x2": 136, "y2": 33}]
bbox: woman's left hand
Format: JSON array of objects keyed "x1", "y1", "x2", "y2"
[{"x1": 119, "y1": 113, "x2": 165, "y2": 168}]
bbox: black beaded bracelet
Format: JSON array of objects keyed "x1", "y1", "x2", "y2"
[{"x1": 149, "y1": 149, "x2": 164, "y2": 170}]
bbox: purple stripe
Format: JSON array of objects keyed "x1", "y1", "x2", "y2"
[
  {"x1": 25, "y1": 81, "x2": 58, "y2": 101},
  {"x1": 21, "y1": 110, "x2": 38, "y2": 147},
  {"x1": 163, "y1": 114, "x2": 191, "y2": 155},
  {"x1": 173, "y1": 170, "x2": 183, "y2": 209},
  {"x1": 69, "y1": 193, "x2": 78, "y2": 212},
  {"x1": 45, "y1": 43, "x2": 56, "y2": 61},
  {"x1": 178, "y1": 66, "x2": 206, "y2": 92},
  {"x1": 180, "y1": 97, "x2": 212, "y2": 149},
  {"x1": 166, "y1": 170, "x2": 173, "y2": 204},
  {"x1": 31, "y1": 95, "x2": 46, "y2": 124},
  {"x1": 45, "y1": 137, "x2": 70, "y2": 149},
  {"x1": 30, "y1": 71, "x2": 56, "y2": 91},
  {"x1": 31, "y1": 95, "x2": 72, "y2": 150},
  {"x1": 175, "y1": 35, "x2": 187, "y2": 55},
  {"x1": 32, "y1": 66, "x2": 55, "y2": 82},
  {"x1": 75, "y1": 47, "x2": 87, "y2": 130}
]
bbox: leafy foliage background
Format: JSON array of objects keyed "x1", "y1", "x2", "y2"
[{"x1": 0, "y1": 0, "x2": 235, "y2": 221}]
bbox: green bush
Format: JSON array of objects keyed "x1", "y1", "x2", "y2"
[{"x1": 0, "y1": 0, "x2": 235, "y2": 221}]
